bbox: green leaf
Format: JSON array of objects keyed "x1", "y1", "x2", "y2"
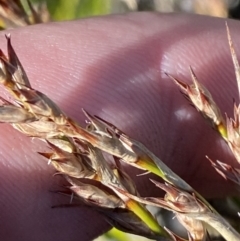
[{"x1": 46, "y1": 0, "x2": 111, "y2": 20}]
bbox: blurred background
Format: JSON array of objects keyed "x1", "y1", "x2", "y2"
[
  {"x1": 1, "y1": 0, "x2": 240, "y2": 240},
  {"x1": 40, "y1": 0, "x2": 240, "y2": 19},
  {"x1": 1, "y1": 0, "x2": 240, "y2": 29},
  {"x1": 19, "y1": 0, "x2": 240, "y2": 20}
]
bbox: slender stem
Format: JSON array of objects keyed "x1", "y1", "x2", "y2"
[
  {"x1": 197, "y1": 212, "x2": 240, "y2": 241},
  {"x1": 137, "y1": 157, "x2": 165, "y2": 178},
  {"x1": 126, "y1": 199, "x2": 171, "y2": 239},
  {"x1": 217, "y1": 122, "x2": 228, "y2": 141}
]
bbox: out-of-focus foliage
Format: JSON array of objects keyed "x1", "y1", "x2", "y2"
[
  {"x1": 21, "y1": 0, "x2": 240, "y2": 21},
  {"x1": 45, "y1": 0, "x2": 111, "y2": 20},
  {"x1": 1, "y1": 0, "x2": 240, "y2": 29}
]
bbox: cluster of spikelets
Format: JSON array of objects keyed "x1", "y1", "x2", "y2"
[
  {"x1": 2, "y1": 1, "x2": 240, "y2": 241},
  {"x1": 168, "y1": 24, "x2": 240, "y2": 188},
  {"x1": 1, "y1": 29, "x2": 240, "y2": 241}
]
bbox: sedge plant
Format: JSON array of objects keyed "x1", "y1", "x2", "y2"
[{"x1": 1, "y1": 1, "x2": 240, "y2": 241}]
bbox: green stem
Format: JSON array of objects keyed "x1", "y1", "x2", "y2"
[{"x1": 126, "y1": 199, "x2": 170, "y2": 238}]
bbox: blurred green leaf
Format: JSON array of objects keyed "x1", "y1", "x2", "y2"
[{"x1": 45, "y1": 0, "x2": 111, "y2": 20}]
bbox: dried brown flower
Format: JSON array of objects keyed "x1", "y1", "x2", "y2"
[{"x1": 166, "y1": 67, "x2": 227, "y2": 140}]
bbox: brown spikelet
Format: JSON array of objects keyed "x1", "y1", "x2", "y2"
[{"x1": 166, "y1": 67, "x2": 227, "y2": 140}]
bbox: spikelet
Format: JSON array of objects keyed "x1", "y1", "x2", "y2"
[
  {"x1": 114, "y1": 180, "x2": 208, "y2": 241},
  {"x1": 166, "y1": 67, "x2": 227, "y2": 140},
  {"x1": 207, "y1": 156, "x2": 240, "y2": 186}
]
